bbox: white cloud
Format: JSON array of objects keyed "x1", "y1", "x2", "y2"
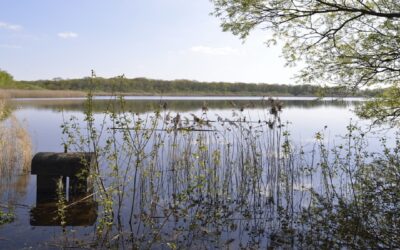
[
  {"x1": 58, "y1": 32, "x2": 78, "y2": 39},
  {"x1": 0, "y1": 44, "x2": 22, "y2": 49},
  {"x1": 0, "y1": 22, "x2": 22, "y2": 31},
  {"x1": 190, "y1": 46, "x2": 244, "y2": 56}
]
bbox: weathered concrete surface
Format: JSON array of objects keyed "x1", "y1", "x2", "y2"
[
  {"x1": 31, "y1": 152, "x2": 95, "y2": 176},
  {"x1": 30, "y1": 152, "x2": 98, "y2": 226}
]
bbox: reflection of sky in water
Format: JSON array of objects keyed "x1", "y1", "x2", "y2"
[
  {"x1": 11, "y1": 98, "x2": 389, "y2": 153},
  {"x1": 14, "y1": 109, "x2": 82, "y2": 152},
  {"x1": 1, "y1": 97, "x2": 396, "y2": 248}
]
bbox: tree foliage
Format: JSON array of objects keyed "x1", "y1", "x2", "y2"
[
  {"x1": 357, "y1": 85, "x2": 400, "y2": 125},
  {"x1": 0, "y1": 69, "x2": 14, "y2": 87},
  {"x1": 212, "y1": 0, "x2": 400, "y2": 89},
  {"x1": 19, "y1": 77, "x2": 378, "y2": 97}
]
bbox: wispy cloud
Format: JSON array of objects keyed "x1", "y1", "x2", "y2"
[
  {"x1": 0, "y1": 21, "x2": 22, "y2": 31},
  {"x1": 0, "y1": 44, "x2": 22, "y2": 49},
  {"x1": 190, "y1": 46, "x2": 244, "y2": 56},
  {"x1": 58, "y1": 32, "x2": 78, "y2": 39}
]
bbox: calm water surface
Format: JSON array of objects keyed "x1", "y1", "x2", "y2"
[
  {"x1": 0, "y1": 96, "x2": 389, "y2": 248},
  {"x1": 11, "y1": 96, "x2": 367, "y2": 152}
]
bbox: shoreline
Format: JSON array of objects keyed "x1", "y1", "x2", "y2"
[{"x1": 0, "y1": 89, "x2": 369, "y2": 99}]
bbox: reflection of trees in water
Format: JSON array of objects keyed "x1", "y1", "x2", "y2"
[
  {"x1": 0, "y1": 97, "x2": 397, "y2": 248},
  {"x1": 0, "y1": 116, "x2": 32, "y2": 205},
  {"x1": 11, "y1": 98, "x2": 360, "y2": 114},
  {"x1": 50, "y1": 97, "x2": 396, "y2": 249}
]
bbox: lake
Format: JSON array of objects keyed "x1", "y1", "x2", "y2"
[
  {"x1": 0, "y1": 96, "x2": 397, "y2": 249},
  {"x1": 11, "y1": 96, "x2": 367, "y2": 152}
]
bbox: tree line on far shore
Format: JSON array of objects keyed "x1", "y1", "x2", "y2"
[{"x1": 1, "y1": 69, "x2": 381, "y2": 97}]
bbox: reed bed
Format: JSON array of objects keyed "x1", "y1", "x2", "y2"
[
  {"x1": 0, "y1": 98, "x2": 7, "y2": 120},
  {"x1": 0, "y1": 97, "x2": 32, "y2": 224},
  {"x1": 1, "y1": 89, "x2": 87, "y2": 98}
]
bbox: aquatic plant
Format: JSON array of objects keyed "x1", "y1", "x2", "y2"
[
  {"x1": 0, "y1": 209, "x2": 14, "y2": 225},
  {"x1": 55, "y1": 78, "x2": 399, "y2": 248},
  {"x1": 0, "y1": 97, "x2": 10, "y2": 121},
  {"x1": 0, "y1": 97, "x2": 32, "y2": 226}
]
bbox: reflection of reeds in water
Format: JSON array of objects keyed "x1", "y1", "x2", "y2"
[
  {"x1": 57, "y1": 94, "x2": 400, "y2": 249},
  {"x1": 0, "y1": 105, "x2": 32, "y2": 204}
]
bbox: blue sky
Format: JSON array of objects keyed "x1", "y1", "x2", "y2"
[{"x1": 0, "y1": 0, "x2": 297, "y2": 83}]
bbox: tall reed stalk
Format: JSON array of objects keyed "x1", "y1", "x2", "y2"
[
  {"x1": 0, "y1": 97, "x2": 32, "y2": 225},
  {"x1": 59, "y1": 91, "x2": 399, "y2": 249}
]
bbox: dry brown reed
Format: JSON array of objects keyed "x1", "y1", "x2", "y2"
[
  {"x1": 0, "y1": 98, "x2": 7, "y2": 120},
  {"x1": 1, "y1": 89, "x2": 87, "y2": 98},
  {"x1": 0, "y1": 98, "x2": 32, "y2": 202}
]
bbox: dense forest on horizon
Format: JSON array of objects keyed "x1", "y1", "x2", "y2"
[
  {"x1": 15, "y1": 77, "x2": 381, "y2": 97},
  {"x1": 0, "y1": 69, "x2": 382, "y2": 97}
]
